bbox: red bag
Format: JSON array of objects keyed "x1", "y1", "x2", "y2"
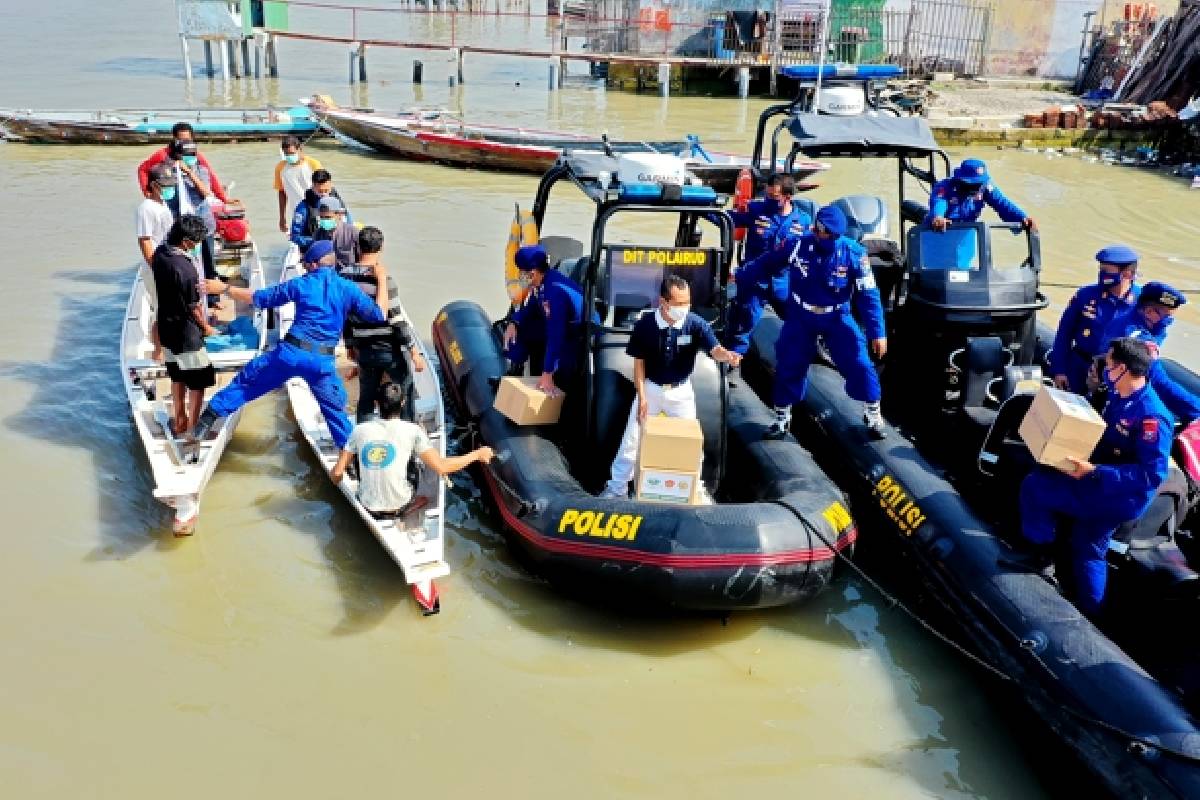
[
  {"x1": 1176, "y1": 419, "x2": 1200, "y2": 483},
  {"x1": 213, "y1": 201, "x2": 250, "y2": 244}
]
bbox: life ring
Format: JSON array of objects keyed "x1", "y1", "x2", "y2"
[
  {"x1": 732, "y1": 168, "x2": 753, "y2": 242},
  {"x1": 504, "y1": 203, "x2": 539, "y2": 307}
]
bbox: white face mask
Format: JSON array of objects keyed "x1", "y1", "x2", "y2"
[{"x1": 665, "y1": 304, "x2": 689, "y2": 323}]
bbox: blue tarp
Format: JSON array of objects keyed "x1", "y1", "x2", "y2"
[{"x1": 205, "y1": 315, "x2": 258, "y2": 352}]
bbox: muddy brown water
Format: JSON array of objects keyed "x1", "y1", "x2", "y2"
[{"x1": 2, "y1": 1, "x2": 1198, "y2": 797}]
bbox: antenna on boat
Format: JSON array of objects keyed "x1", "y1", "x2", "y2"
[
  {"x1": 601, "y1": 132, "x2": 615, "y2": 159},
  {"x1": 814, "y1": 0, "x2": 832, "y2": 111}
]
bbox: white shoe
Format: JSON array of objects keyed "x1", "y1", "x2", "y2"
[
  {"x1": 599, "y1": 482, "x2": 628, "y2": 500},
  {"x1": 863, "y1": 404, "x2": 887, "y2": 440},
  {"x1": 695, "y1": 486, "x2": 715, "y2": 505}
]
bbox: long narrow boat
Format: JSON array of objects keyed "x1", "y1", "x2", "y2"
[
  {"x1": 278, "y1": 246, "x2": 450, "y2": 614},
  {"x1": 0, "y1": 106, "x2": 320, "y2": 144},
  {"x1": 121, "y1": 238, "x2": 268, "y2": 534},
  {"x1": 307, "y1": 98, "x2": 827, "y2": 192}
]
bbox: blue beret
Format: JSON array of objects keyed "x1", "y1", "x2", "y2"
[
  {"x1": 1095, "y1": 244, "x2": 1138, "y2": 266},
  {"x1": 953, "y1": 158, "x2": 990, "y2": 185},
  {"x1": 303, "y1": 240, "x2": 335, "y2": 264},
  {"x1": 1138, "y1": 281, "x2": 1186, "y2": 309},
  {"x1": 514, "y1": 244, "x2": 548, "y2": 272},
  {"x1": 815, "y1": 205, "x2": 848, "y2": 236}
]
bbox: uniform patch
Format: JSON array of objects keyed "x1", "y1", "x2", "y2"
[
  {"x1": 856, "y1": 274, "x2": 876, "y2": 290},
  {"x1": 1143, "y1": 418, "x2": 1159, "y2": 442}
]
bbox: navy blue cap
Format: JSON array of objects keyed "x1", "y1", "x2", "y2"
[
  {"x1": 1138, "y1": 281, "x2": 1186, "y2": 309},
  {"x1": 303, "y1": 240, "x2": 335, "y2": 264},
  {"x1": 514, "y1": 244, "x2": 549, "y2": 272},
  {"x1": 1095, "y1": 244, "x2": 1139, "y2": 266},
  {"x1": 815, "y1": 205, "x2": 848, "y2": 236},
  {"x1": 953, "y1": 158, "x2": 989, "y2": 185}
]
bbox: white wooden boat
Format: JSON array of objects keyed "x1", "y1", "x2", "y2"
[
  {"x1": 278, "y1": 247, "x2": 449, "y2": 614},
  {"x1": 121, "y1": 240, "x2": 268, "y2": 534}
]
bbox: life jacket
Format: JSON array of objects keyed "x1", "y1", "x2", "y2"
[{"x1": 339, "y1": 263, "x2": 413, "y2": 360}]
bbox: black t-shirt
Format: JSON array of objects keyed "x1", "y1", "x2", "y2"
[
  {"x1": 626, "y1": 310, "x2": 719, "y2": 386},
  {"x1": 151, "y1": 244, "x2": 205, "y2": 355}
]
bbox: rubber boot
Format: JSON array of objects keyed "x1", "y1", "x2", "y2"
[
  {"x1": 999, "y1": 542, "x2": 1058, "y2": 587},
  {"x1": 766, "y1": 406, "x2": 791, "y2": 440},
  {"x1": 189, "y1": 407, "x2": 220, "y2": 443},
  {"x1": 864, "y1": 401, "x2": 887, "y2": 440}
]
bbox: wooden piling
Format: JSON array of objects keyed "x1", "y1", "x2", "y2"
[{"x1": 204, "y1": 40, "x2": 214, "y2": 78}]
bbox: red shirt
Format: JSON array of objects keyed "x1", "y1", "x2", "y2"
[{"x1": 136, "y1": 147, "x2": 228, "y2": 202}]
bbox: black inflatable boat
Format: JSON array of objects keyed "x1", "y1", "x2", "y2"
[
  {"x1": 431, "y1": 153, "x2": 857, "y2": 610},
  {"x1": 740, "y1": 96, "x2": 1200, "y2": 796}
]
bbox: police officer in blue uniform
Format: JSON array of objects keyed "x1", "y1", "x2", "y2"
[
  {"x1": 1099, "y1": 281, "x2": 1200, "y2": 422},
  {"x1": 1017, "y1": 337, "x2": 1173, "y2": 616},
  {"x1": 190, "y1": 240, "x2": 385, "y2": 447},
  {"x1": 747, "y1": 205, "x2": 887, "y2": 440},
  {"x1": 1048, "y1": 244, "x2": 1140, "y2": 393},
  {"x1": 723, "y1": 174, "x2": 814, "y2": 355},
  {"x1": 925, "y1": 158, "x2": 1037, "y2": 233},
  {"x1": 501, "y1": 244, "x2": 588, "y2": 395}
]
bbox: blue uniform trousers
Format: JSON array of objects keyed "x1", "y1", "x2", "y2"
[
  {"x1": 725, "y1": 271, "x2": 790, "y2": 355},
  {"x1": 209, "y1": 342, "x2": 353, "y2": 447},
  {"x1": 505, "y1": 309, "x2": 546, "y2": 375},
  {"x1": 1019, "y1": 468, "x2": 1151, "y2": 615},
  {"x1": 773, "y1": 307, "x2": 881, "y2": 407}
]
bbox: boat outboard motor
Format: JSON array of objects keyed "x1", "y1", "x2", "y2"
[
  {"x1": 896, "y1": 221, "x2": 1043, "y2": 426},
  {"x1": 831, "y1": 195, "x2": 904, "y2": 307}
]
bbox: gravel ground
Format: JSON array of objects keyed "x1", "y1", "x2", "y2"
[{"x1": 924, "y1": 81, "x2": 1082, "y2": 118}]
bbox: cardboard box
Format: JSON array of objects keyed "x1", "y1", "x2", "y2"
[
  {"x1": 635, "y1": 467, "x2": 701, "y2": 505},
  {"x1": 494, "y1": 376, "x2": 564, "y2": 426},
  {"x1": 638, "y1": 415, "x2": 704, "y2": 472},
  {"x1": 1019, "y1": 386, "x2": 1107, "y2": 469}
]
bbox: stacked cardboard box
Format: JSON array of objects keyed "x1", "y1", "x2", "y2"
[
  {"x1": 495, "y1": 377, "x2": 564, "y2": 425},
  {"x1": 1019, "y1": 386, "x2": 1107, "y2": 470},
  {"x1": 635, "y1": 416, "x2": 704, "y2": 505}
]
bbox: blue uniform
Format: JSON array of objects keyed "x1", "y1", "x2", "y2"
[
  {"x1": 724, "y1": 201, "x2": 814, "y2": 355},
  {"x1": 1049, "y1": 283, "x2": 1140, "y2": 393},
  {"x1": 506, "y1": 270, "x2": 587, "y2": 379},
  {"x1": 208, "y1": 267, "x2": 384, "y2": 448},
  {"x1": 746, "y1": 234, "x2": 885, "y2": 407},
  {"x1": 1020, "y1": 384, "x2": 1173, "y2": 614},
  {"x1": 1100, "y1": 308, "x2": 1200, "y2": 422},
  {"x1": 924, "y1": 178, "x2": 1027, "y2": 224}
]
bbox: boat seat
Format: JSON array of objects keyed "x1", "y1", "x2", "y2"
[
  {"x1": 978, "y1": 391, "x2": 1036, "y2": 480},
  {"x1": 864, "y1": 237, "x2": 905, "y2": 309},
  {"x1": 956, "y1": 337, "x2": 1010, "y2": 458},
  {"x1": 540, "y1": 235, "x2": 584, "y2": 270},
  {"x1": 1110, "y1": 469, "x2": 1200, "y2": 599}
]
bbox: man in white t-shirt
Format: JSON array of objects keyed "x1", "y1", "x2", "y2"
[
  {"x1": 275, "y1": 135, "x2": 323, "y2": 233},
  {"x1": 331, "y1": 383, "x2": 495, "y2": 516},
  {"x1": 136, "y1": 163, "x2": 178, "y2": 361}
]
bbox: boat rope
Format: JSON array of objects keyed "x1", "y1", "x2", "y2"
[{"x1": 770, "y1": 497, "x2": 1200, "y2": 766}]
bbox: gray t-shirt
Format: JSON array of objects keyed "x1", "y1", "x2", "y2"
[{"x1": 344, "y1": 418, "x2": 433, "y2": 512}]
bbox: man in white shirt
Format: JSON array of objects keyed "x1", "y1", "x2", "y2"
[
  {"x1": 274, "y1": 135, "x2": 323, "y2": 233},
  {"x1": 331, "y1": 383, "x2": 495, "y2": 517},
  {"x1": 136, "y1": 164, "x2": 178, "y2": 361}
]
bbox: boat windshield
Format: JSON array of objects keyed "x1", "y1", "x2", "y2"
[
  {"x1": 915, "y1": 227, "x2": 980, "y2": 271},
  {"x1": 601, "y1": 244, "x2": 720, "y2": 328}
]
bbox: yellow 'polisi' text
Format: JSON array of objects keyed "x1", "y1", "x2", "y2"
[{"x1": 557, "y1": 509, "x2": 644, "y2": 541}]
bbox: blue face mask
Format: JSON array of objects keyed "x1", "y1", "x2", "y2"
[
  {"x1": 1102, "y1": 364, "x2": 1126, "y2": 393},
  {"x1": 814, "y1": 235, "x2": 837, "y2": 255},
  {"x1": 182, "y1": 155, "x2": 198, "y2": 168},
  {"x1": 1142, "y1": 309, "x2": 1174, "y2": 337},
  {"x1": 160, "y1": 185, "x2": 176, "y2": 202},
  {"x1": 318, "y1": 218, "x2": 337, "y2": 231},
  {"x1": 284, "y1": 153, "x2": 300, "y2": 165},
  {"x1": 1098, "y1": 269, "x2": 1120, "y2": 288},
  {"x1": 761, "y1": 197, "x2": 781, "y2": 215}
]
